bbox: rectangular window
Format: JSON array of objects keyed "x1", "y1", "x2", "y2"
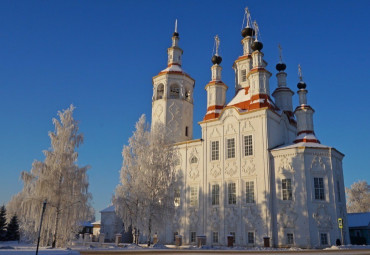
[
  {"x1": 248, "y1": 232, "x2": 254, "y2": 244},
  {"x1": 185, "y1": 126, "x2": 188, "y2": 137},
  {"x1": 230, "y1": 232, "x2": 236, "y2": 243},
  {"x1": 226, "y1": 138, "x2": 235, "y2": 159},
  {"x1": 241, "y1": 69, "x2": 247, "y2": 82},
  {"x1": 282, "y1": 179, "x2": 292, "y2": 200},
  {"x1": 287, "y1": 233, "x2": 294, "y2": 245},
  {"x1": 212, "y1": 184, "x2": 220, "y2": 206},
  {"x1": 212, "y1": 232, "x2": 219, "y2": 243},
  {"x1": 211, "y1": 141, "x2": 219, "y2": 161},
  {"x1": 314, "y1": 178, "x2": 325, "y2": 200},
  {"x1": 190, "y1": 231, "x2": 196, "y2": 243},
  {"x1": 320, "y1": 233, "x2": 328, "y2": 245},
  {"x1": 190, "y1": 186, "x2": 198, "y2": 206},
  {"x1": 244, "y1": 135, "x2": 253, "y2": 156},
  {"x1": 337, "y1": 181, "x2": 341, "y2": 202},
  {"x1": 174, "y1": 188, "x2": 180, "y2": 207},
  {"x1": 228, "y1": 183, "x2": 236, "y2": 205},
  {"x1": 246, "y1": 181, "x2": 255, "y2": 203}
]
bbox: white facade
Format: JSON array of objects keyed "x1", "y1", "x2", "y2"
[{"x1": 150, "y1": 17, "x2": 348, "y2": 248}]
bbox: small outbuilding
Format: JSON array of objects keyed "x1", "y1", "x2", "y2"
[{"x1": 347, "y1": 212, "x2": 370, "y2": 245}]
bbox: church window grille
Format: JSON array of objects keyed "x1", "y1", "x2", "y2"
[
  {"x1": 320, "y1": 233, "x2": 328, "y2": 245},
  {"x1": 211, "y1": 141, "x2": 219, "y2": 161},
  {"x1": 156, "y1": 84, "x2": 164, "y2": 99},
  {"x1": 228, "y1": 183, "x2": 236, "y2": 205},
  {"x1": 248, "y1": 232, "x2": 254, "y2": 244},
  {"x1": 174, "y1": 188, "x2": 180, "y2": 207},
  {"x1": 190, "y1": 186, "x2": 198, "y2": 206},
  {"x1": 314, "y1": 178, "x2": 325, "y2": 200},
  {"x1": 190, "y1": 232, "x2": 196, "y2": 243},
  {"x1": 246, "y1": 181, "x2": 255, "y2": 203},
  {"x1": 211, "y1": 184, "x2": 220, "y2": 206},
  {"x1": 337, "y1": 180, "x2": 341, "y2": 202},
  {"x1": 212, "y1": 232, "x2": 219, "y2": 243},
  {"x1": 287, "y1": 233, "x2": 294, "y2": 245},
  {"x1": 226, "y1": 138, "x2": 235, "y2": 159},
  {"x1": 170, "y1": 84, "x2": 180, "y2": 99},
  {"x1": 282, "y1": 179, "x2": 292, "y2": 200},
  {"x1": 190, "y1": 156, "x2": 197, "y2": 164},
  {"x1": 241, "y1": 69, "x2": 247, "y2": 82},
  {"x1": 229, "y1": 232, "x2": 236, "y2": 243},
  {"x1": 244, "y1": 135, "x2": 253, "y2": 156}
]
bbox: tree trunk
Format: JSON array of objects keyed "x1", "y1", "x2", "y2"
[
  {"x1": 52, "y1": 208, "x2": 60, "y2": 248},
  {"x1": 147, "y1": 217, "x2": 151, "y2": 247}
]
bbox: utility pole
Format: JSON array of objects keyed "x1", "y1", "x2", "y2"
[{"x1": 36, "y1": 200, "x2": 47, "y2": 255}]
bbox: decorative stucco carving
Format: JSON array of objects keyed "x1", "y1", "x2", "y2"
[
  {"x1": 313, "y1": 204, "x2": 333, "y2": 230},
  {"x1": 278, "y1": 156, "x2": 294, "y2": 173},
  {"x1": 168, "y1": 102, "x2": 180, "y2": 135},
  {"x1": 242, "y1": 158, "x2": 256, "y2": 175},
  {"x1": 210, "y1": 128, "x2": 221, "y2": 138},
  {"x1": 310, "y1": 155, "x2": 326, "y2": 172},
  {"x1": 208, "y1": 207, "x2": 220, "y2": 229},
  {"x1": 226, "y1": 207, "x2": 239, "y2": 229},
  {"x1": 189, "y1": 167, "x2": 199, "y2": 180},
  {"x1": 172, "y1": 208, "x2": 181, "y2": 229},
  {"x1": 225, "y1": 123, "x2": 236, "y2": 135},
  {"x1": 279, "y1": 203, "x2": 298, "y2": 228},
  {"x1": 154, "y1": 104, "x2": 163, "y2": 121},
  {"x1": 188, "y1": 208, "x2": 199, "y2": 228},
  {"x1": 241, "y1": 120, "x2": 254, "y2": 132},
  {"x1": 225, "y1": 161, "x2": 237, "y2": 177},
  {"x1": 243, "y1": 205, "x2": 260, "y2": 229},
  {"x1": 210, "y1": 164, "x2": 222, "y2": 178}
]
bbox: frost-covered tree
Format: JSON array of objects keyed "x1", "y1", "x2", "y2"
[
  {"x1": 6, "y1": 215, "x2": 19, "y2": 241},
  {"x1": 113, "y1": 114, "x2": 179, "y2": 246},
  {"x1": 7, "y1": 105, "x2": 93, "y2": 247},
  {"x1": 346, "y1": 180, "x2": 370, "y2": 213},
  {"x1": 0, "y1": 205, "x2": 6, "y2": 241}
]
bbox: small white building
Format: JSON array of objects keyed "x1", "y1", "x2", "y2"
[
  {"x1": 100, "y1": 205, "x2": 123, "y2": 242},
  {"x1": 148, "y1": 9, "x2": 349, "y2": 248}
]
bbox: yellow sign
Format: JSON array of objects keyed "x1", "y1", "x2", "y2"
[{"x1": 338, "y1": 218, "x2": 343, "y2": 229}]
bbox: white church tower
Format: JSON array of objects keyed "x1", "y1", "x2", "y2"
[{"x1": 151, "y1": 20, "x2": 195, "y2": 143}]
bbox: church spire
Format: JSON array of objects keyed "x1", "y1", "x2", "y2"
[
  {"x1": 294, "y1": 65, "x2": 320, "y2": 143},
  {"x1": 272, "y1": 44, "x2": 294, "y2": 112},
  {"x1": 168, "y1": 19, "x2": 183, "y2": 66}
]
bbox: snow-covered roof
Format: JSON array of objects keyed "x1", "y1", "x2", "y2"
[
  {"x1": 348, "y1": 212, "x2": 370, "y2": 228},
  {"x1": 160, "y1": 64, "x2": 183, "y2": 73},
  {"x1": 272, "y1": 142, "x2": 330, "y2": 151},
  {"x1": 100, "y1": 205, "x2": 115, "y2": 213},
  {"x1": 92, "y1": 220, "x2": 101, "y2": 225},
  {"x1": 227, "y1": 88, "x2": 251, "y2": 106},
  {"x1": 80, "y1": 221, "x2": 93, "y2": 227}
]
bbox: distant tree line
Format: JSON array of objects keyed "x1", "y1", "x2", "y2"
[{"x1": 0, "y1": 205, "x2": 19, "y2": 241}]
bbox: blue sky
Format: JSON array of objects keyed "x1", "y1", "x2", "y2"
[{"x1": 0, "y1": 1, "x2": 369, "y2": 219}]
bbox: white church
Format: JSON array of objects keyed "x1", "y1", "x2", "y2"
[{"x1": 149, "y1": 9, "x2": 348, "y2": 248}]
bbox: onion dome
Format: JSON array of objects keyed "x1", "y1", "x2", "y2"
[
  {"x1": 276, "y1": 63, "x2": 286, "y2": 72},
  {"x1": 241, "y1": 27, "x2": 255, "y2": 37},
  {"x1": 251, "y1": 41, "x2": 263, "y2": 51},
  {"x1": 211, "y1": 55, "x2": 222, "y2": 65},
  {"x1": 297, "y1": 81, "x2": 307, "y2": 89}
]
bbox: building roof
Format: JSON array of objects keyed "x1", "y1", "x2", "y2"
[
  {"x1": 348, "y1": 212, "x2": 370, "y2": 228},
  {"x1": 92, "y1": 220, "x2": 101, "y2": 225},
  {"x1": 100, "y1": 205, "x2": 115, "y2": 213},
  {"x1": 272, "y1": 142, "x2": 330, "y2": 151}
]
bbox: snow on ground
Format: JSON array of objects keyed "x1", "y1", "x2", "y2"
[{"x1": 1, "y1": 241, "x2": 370, "y2": 254}]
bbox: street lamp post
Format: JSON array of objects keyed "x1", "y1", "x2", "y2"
[{"x1": 35, "y1": 200, "x2": 47, "y2": 255}]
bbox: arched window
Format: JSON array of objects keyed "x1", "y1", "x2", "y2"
[
  {"x1": 190, "y1": 156, "x2": 198, "y2": 164},
  {"x1": 170, "y1": 84, "x2": 180, "y2": 99},
  {"x1": 185, "y1": 90, "x2": 191, "y2": 101},
  {"x1": 156, "y1": 84, "x2": 164, "y2": 100}
]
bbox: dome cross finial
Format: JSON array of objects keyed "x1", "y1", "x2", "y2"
[
  {"x1": 175, "y1": 19, "x2": 178, "y2": 33},
  {"x1": 278, "y1": 44, "x2": 283, "y2": 63},
  {"x1": 253, "y1": 20, "x2": 259, "y2": 41},
  {"x1": 298, "y1": 64, "x2": 303, "y2": 81},
  {"x1": 215, "y1": 35, "x2": 220, "y2": 56},
  {"x1": 245, "y1": 7, "x2": 251, "y2": 28}
]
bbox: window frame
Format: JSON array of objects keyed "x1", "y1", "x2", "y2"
[
  {"x1": 282, "y1": 178, "x2": 293, "y2": 201},
  {"x1": 190, "y1": 231, "x2": 197, "y2": 243},
  {"x1": 212, "y1": 232, "x2": 219, "y2": 244},
  {"x1": 226, "y1": 138, "x2": 236, "y2": 159},
  {"x1": 247, "y1": 232, "x2": 254, "y2": 244},
  {"x1": 211, "y1": 140, "x2": 220, "y2": 161},
  {"x1": 287, "y1": 233, "x2": 294, "y2": 245},
  {"x1": 228, "y1": 182, "x2": 237, "y2": 205},
  {"x1": 190, "y1": 186, "x2": 198, "y2": 207},
  {"x1": 169, "y1": 84, "x2": 180, "y2": 99},
  {"x1": 243, "y1": 135, "x2": 253, "y2": 157},
  {"x1": 241, "y1": 69, "x2": 247, "y2": 82},
  {"x1": 246, "y1": 181, "x2": 255, "y2": 204},
  {"x1": 314, "y1": 177, "x2": 325, "y2": 201},
  {"x1": 320, "y1": 233, "x2": 328, "y2": 246},
  {"x1": 211, "y1": 184, "x2": 220, "y2": 206}
]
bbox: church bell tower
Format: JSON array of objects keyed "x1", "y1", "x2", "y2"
[{"x1": 151, "y1": 20, "x2": 195, "y2": 143}]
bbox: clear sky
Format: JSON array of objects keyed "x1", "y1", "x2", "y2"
[{"x1": 0, "y1": 0, "x2": 369, "y2": 220}]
